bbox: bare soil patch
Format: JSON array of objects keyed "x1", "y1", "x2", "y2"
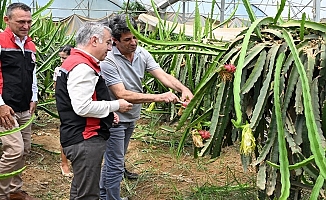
[{"x1": 17, "y1": 115, "x2": 256, "y2": 199}]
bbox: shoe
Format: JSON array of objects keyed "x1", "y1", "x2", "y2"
[
  {"x1": 124, "y1": 168, "x2": 139, "y2": 180},
  {"x1": 121, "y1": 197, "x2": 128, "y2": 200},
  {"x1": 60, "y1": 166, "x2": 73, "y2": 177},
  {"x1": 0, "y1": 195, "x2": 8, "y2": 200},
  {"x1": 9, "y1": 190, "x2": 38, "y2": 200}
]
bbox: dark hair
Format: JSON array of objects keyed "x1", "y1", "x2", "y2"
[
  {"x1": 109, "y1": 14, "x2": 137, "y2": 42},
  {"x1": 6, "y1": 3, "x2": 31, "y2": 18},
  {"x1": 59, "y1": 45, "x2": 73, "y2": 55}
]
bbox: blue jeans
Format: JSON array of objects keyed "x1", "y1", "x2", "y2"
[{"x1": 99, "y1": 122, "x2": 135, "y2": 200}]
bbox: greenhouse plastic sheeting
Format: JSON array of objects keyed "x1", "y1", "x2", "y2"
[
  {"x1": 141, "y1": 0, "x2": 180, "y2": 10},
  {"x1": 58, "y1": 14, "x2": 113, "y2": 35},
  {"x1": 138, "y1": 13, "x2": 245, "y2": 41}
]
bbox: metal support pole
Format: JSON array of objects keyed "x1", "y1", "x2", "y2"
[
  {"x1": 313, "y1": 0, "x2": 321, "y2": 22},
  {"x1": 32, "y1": 0, "x2": 35, "y2": 12},
  {"x1": 220, "y1": 0, "x2": 225, "y2": 26},
  {"x1": 88, "y1": 0, "x2": 90, "y2": 18},
  {"x1": 182, "y1": 0, "x2": 186, "y2": 23}
]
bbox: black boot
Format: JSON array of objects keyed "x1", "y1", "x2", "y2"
[{"x1": 124, "y1": 167, "x2": 139, "y2": 179}]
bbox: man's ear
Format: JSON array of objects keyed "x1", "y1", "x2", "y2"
[
  {"x1": 91, "y1": 36, "x2": 98, "y2": 46},
  {"x1": 3, "y1": 16, "x2": 9, "y2": 24}
]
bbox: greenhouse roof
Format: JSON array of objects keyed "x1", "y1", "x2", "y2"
[
  {"x1": 139, "y1": 0, "x2": 326, "y2": 21},
  {"x1": 151, "y1": 0, "x2": 179, "y2": 9},
  {"x1": 10, "y1": 0, "x2": 124, "y2": 20},
  {"x1": 140, "y1": 0, "x2": 267, "y2": 20}
]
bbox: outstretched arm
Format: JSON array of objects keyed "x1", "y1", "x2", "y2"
[
  {"x1": 109, "y1": 83, "x2": 180, "y2": 104},
  {"x1": 149, "y1": 68, "x2": 193, "y2": 102}
]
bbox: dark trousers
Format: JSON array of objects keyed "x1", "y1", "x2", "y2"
[{"x1": 63, "y1": 136, "x2": 106, "y2": 200}]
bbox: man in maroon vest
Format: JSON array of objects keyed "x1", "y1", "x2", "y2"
[{"x1": 55, "y1": 22, "x2": 132, "y2": 200}]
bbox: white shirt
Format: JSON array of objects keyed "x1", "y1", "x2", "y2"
[
  {"x1": 53, "y1": 66, "x2": 60, "y2": 81},
  {"x1": 66, "y1": 56, "x2": 120, "y2": 118}
]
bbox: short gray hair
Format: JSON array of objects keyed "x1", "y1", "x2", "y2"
[
  {"x1": 6, "y1": 3, "x2": 31, "y2": 18},
  {"x1": 75, "y1": 22, "x2": 112, "y2": 46}
]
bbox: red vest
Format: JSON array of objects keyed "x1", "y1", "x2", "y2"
[
  {"x1": 0, "y1": 28, "x2": 36, "y2": 111},
  {"x1": 55, "y1": 49, "x2": 113, "y2": 147}
]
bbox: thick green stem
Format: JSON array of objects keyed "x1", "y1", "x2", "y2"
[
  {"x1": 283, "y1": 29, "x2": 326, "y2": 180},
  {"x1": 274, "y1": 53, "x2": 290, "y2": 199},
  {"x1": 232, "y1": 17, "x2": 273, "y2": 128}
]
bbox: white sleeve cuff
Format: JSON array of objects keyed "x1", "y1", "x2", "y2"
[
  {"x1": 31, "y1": 93, "x2": 38, "y2": 102},
  {"x1": 110, "y1": 100, "x2": 120, "y2": 112},
  {"x1": 0, "y1": 95, "x2": 5, "y2": 106}
]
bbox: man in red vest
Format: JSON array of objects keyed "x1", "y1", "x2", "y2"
[
  {"x1": 0, "y1": 3, "x2": 38, "y2": 200},
  {"x1": 55, "y1": 22, "x2": 133, "y2": 200}
]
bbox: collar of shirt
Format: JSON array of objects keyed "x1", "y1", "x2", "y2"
[
  {"x1": 13, "y1": 34, "x2": 27, "y2": 51},
  {"x1": 75, "y1": 47, "x2": 100, "y2": 64},
  {"x1": 112, "y1": 46, "x2": 121, "y2": 55},
  {"x1": 112, "y1": 46, "x2": 141, "y2": 63}
]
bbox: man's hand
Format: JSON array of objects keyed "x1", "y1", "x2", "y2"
[
  {"x1": 113, "y1": 112, "x2": 119, "y2": 124},
  {"x1": 0, "y1": 105, "x2": 15, "y2": 129},
  {"x1": 118, "y1": 99, "x2": 133, "y2": 113},
  {"x1": 159, "y1": 91, "x2": 180, "y2": 103},
  {"x1": 29, "y1": 101, "x2": 37, "y2": 114},
  {"x1": 181, "y1": 89, "x2": 194, "y2": 103}
]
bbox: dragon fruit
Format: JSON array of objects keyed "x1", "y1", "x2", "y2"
[
  {"x1": 224, "y1": 63, "x2": 236, "y2": 73},
  {"x1": 219, "y1": 63, "x2": 237, "y2": 82},
  {"x1": 198, "y1": 130, "x2": 211, "y2": 140}
]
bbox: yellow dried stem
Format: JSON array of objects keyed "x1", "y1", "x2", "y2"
[
  {"x1": 191, "y1": 130, "x2": 204, "y2": 148},
  {"x1": 240, "y1": 124, "x2": 256, "y2": 155}
]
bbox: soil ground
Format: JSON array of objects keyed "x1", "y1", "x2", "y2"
[{"x1": 16, "y1": 115, "x2": 256, "y2": 200}]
